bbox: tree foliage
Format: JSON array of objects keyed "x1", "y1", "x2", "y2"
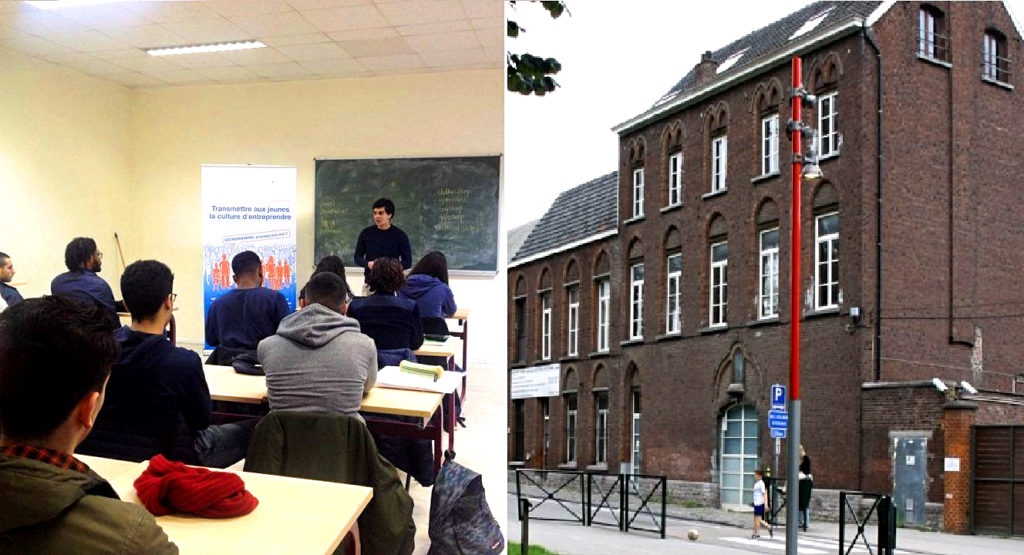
[{"x1": 507, "y1": 1, "x2": 567, "y2": 96}]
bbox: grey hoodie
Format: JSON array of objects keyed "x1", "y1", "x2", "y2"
[{"x1": 257, "y1": 304, "x2": 377, "y2": 420}]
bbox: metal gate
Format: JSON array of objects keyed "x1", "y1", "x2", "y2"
[
  {"x1": 973, "y1": 425, "x2": 1024, "y2": 535},
  {"x1": 893, "y1": 436, "x2": 928, "y2": 527}
]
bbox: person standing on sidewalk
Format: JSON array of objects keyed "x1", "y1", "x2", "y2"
[{"x1": 752, "y1": 469, "x2": 773, "y2": 539}]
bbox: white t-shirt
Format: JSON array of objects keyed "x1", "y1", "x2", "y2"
[
  {"x1": 0, "y1": 294, "x2": 7, "y2": 313},
  {"x1": 753, "y1": 479, "x2": 767, "y2": 506}
]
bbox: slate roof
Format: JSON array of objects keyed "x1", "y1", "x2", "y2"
[
  {"x1": 623, "y1": 1, "x2": 882, "y2": 131},
  {"x1": 510, "y1": 172, "x2": 617, "y2": 265},
  {"x1": 507, "y1": 219, "x2": 539, "y2": 263}
]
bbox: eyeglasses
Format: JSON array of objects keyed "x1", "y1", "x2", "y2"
[
  {"x1": 94, "y1": 252, "x2": 104, "y2": 259},
  {"x1": 170, "y1": 293, "x2": 178, "y2": 303}
]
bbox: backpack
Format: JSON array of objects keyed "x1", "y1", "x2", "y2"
[{"x1": 427, "y1": 452, "x2": 504, "y2": 554}]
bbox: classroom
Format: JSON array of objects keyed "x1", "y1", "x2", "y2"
[{"x1": 0, "y1": 1, "x2": 506, "y2": 553}]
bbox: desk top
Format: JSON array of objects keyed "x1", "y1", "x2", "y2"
[
  {"x1": 450, "y1": 307, "x2": 470, "y2": 320},
  {"x1": 204, "y1": 365, "x2": 443, "y2": 419},
  {"x1": 78, "y1": 454, "x2": 141, "y2": 478},
  {"x1": 413, "y1": 336, "x2": 460, "y2": 358},
  {"x1": 106, "y1": 461, "x2": 372, "y2": 555}
]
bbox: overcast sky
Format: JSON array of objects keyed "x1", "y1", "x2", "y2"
[{"x1": 503, "y1": 0, "x2": 1024, "y2": 230}]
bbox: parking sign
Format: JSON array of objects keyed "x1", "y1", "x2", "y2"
[{"x1": 771, "y1": 384, "x2": 786, "y2": 410}]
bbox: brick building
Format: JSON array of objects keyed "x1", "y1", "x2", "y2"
[{"x1": 508, "y1": 1, "x2": 1024, "y2": 533}]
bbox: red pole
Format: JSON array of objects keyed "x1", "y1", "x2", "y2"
[{"x1": 790, "y1": 57, "x2": 802, "y2": 402}]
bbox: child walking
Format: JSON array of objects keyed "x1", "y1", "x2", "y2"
[{"x1": 752, "y1": 469, "x2": 773, "y2": 539}]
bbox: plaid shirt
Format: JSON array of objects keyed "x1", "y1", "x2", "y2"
[{"x1": 0, "y1": 444, "x2": 90, "y2": 474}]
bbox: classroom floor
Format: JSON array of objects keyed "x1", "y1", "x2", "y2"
[{"x1": 405, "y1": 360, "x2": 507, "y2": 553}]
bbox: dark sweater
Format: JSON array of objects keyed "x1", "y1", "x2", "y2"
[
  {"x1": 205, "y1": 286, "x2": 290, "y2": 350},
  {"x1": 353, "y1": 225, "x2": 412, "y2": 278},
  {"x1": 347, "y1": 293, "x2": 423, "y2": 351},
  {"x1": 398, "y1": 274, "x2": 456, "y2": 319},
  {"x1": 0, "y1": 282, "x2": 22, "y2": 307}
]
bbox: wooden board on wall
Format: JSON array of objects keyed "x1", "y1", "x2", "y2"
[{"x1": 314, "y1": 156, "x2": 500, "y2": 274}]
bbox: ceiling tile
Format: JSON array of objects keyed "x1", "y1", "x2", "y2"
[
  {"x1": 165, "y1": 51, "x2": 235, "y2": 69},
  {"x1": 474, "y1": 26, "x2": 501, "y2": 48},
  {"x1": 141, "y1": 68, "x2": 209, "y2": 84},
  {"x1": 276, "y1": 41, "x2": 349, "y2": 61},
  {"x1": 37, "y1": 51, "x2": 98, "y2": 64},
  {"x1": 44, "y1": 29, "x2": 130, "y2": 51},
  {"x1": 162, "y1": 18, "x2": 253, "y2": 43},
  {"x1": 6, "y1": 9, "x2": 80, "y2": 36},
  {"x1": 376, "y1": 0, "x2": 464, "y2": 26},
  {"x1": 99, "y1": 24, "x2": 188, "y2": 48},
  {"x1": 460, "y1": 0, "x2": 501, "y2": 20},
  {"x1": 91, "y1": 48, "x2": 151, "y2": 60},
  {"x1": 404, "y1": 30, "x2": 478, "y2": 53},
  {"x1": 303, "y1": 4, "x2": 387, "y2": 32},
  {"x1": 230, "y1": 11, "x2": 319, "y2": 38},
  {"x1": 204, "y1": 1, "x2": 295, "y2": 18},
  {"x1": 248, "y1": 60, "x2": 315, "y2": 78},
  {"x1": 286, "y1": 0, "x2": 371, "y2": 9},
  {"x1": 325, "y1": 28, "x2": 397, "y2": 41},
  {"x1": 259, "y1": 32, "x2": 332, "y2": 47},
  {"x1": 337, "y1": 36, "x2": 411, "y2": 58},
  {"x1": 116, "y1": 2, "x2": 220, "y2": 24},
  {"x1": 423, "y1": 47, "x2": 494, "y2": 68},
  {"x1": 396, "y1": 19, "x2": 474, "y2": 37},
  {"x1": 299, "y1": 56, "x2": 366, "y2": 74},
  {"x1": 64, "y1": 57, "x2": 130, "y2": 76},
  {"x1": 103, "y1": 70, "x2": 166, "y2": 87},
  {"x1": 108, "y1": 54, "x2": 183, "y2": 73},
  {"x1": 218, "y1": 46, "x2": 293, "y2": 65},
  {"x1": 51, "y1": 4, "x2": 150, "y2": 29},
  {"x1": 357, "y1": 53, "x2": 424, "y2": 74},
  {"x1": 195, "y1": 64, "x2": 259, "y2": 81}
]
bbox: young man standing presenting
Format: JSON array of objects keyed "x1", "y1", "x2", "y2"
[
  {"x1": 353, "y1": 198, "x2": 412, "y2": 295},
  {"x1": 0, "y1": 296, "x2": 176, "y2": 552}
]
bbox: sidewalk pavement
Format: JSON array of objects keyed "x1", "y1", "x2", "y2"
[{"x1": 507, "y1": 492, "x2": 1024, "y2": 555}]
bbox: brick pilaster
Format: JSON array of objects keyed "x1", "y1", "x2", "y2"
[{"x1": 942, "y1": 400, "x2": 977, "y2": 534}]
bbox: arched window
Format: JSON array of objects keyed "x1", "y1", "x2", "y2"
[
  {"x1": 592, "y1": 366, "x2": 609, "y2": 465},
  {"x1": 628, "y1": 366, "x2": 642, "y2": 475},
  {"x1": 563, "y1": 368, "x2": 579, "y2": 464},
  {"x1": 662, "y1": 120, "x2": 684, "y2": 207},
  {"x1": 627, "y1": 138, "x2": 647, "y2": 218},
  {"x1": 756, "y1": 199, "x2": 780, "y2": 319},
  {"x1": 983, "y1": 29, "x2": 1009, "y2": 83},
  {"x1": 593, "y1": 251, "x2": 611, "y2": 352},
  {"x1": 720, "y1": 404, "x2": 760, "y2": 508},
  {"x1": 813, "y1": 183, "x2": 839, "y2": 310},
  {"x1": 514, "y1": 275, "x2": 527, "y2": 363},
  {"x1": 755, "y1": 81, "x2": 782, "y2": 176},
  {"x1": 664, "y1": 227, "x2": 682, "y2": 334},
  {"x1": 538, "y1": 268, "x2": 552, "y2": 360},
  {"x1": 627, "y1": 239, "x2": 645, "y2": 340},
  {"x1": 919, "y1": 5, "x2": 949, "y2": 62},
  {"x1": 707, "y1": 103, "x2": 729, "y2": 193},
  {"x1": 708, "y1": 214, "x2": 728, "y2": 328},
  {"x1": 564, "y1": 259, "x2": 580, "y2": 357}
]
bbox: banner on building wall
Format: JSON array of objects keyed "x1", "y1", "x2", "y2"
[
  {"x1": 202, "y1": 165, "x2": 297, "y2": 349},
  {"x1": 511, "y1": 363, "x2": 561, "y2": 399}
]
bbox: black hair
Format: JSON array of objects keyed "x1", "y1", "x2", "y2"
[
  {"x1": 231, "y1": 250, "x2": 262, "y2": 276},
  {"x1": 372, "y1": 197, "x2": 395, "y2": 217},
  {"x1": 0, "y1": 252, "x2": 9, "y2": 264},
  {"x1": 0, "y1": 296, "x2": 119, "y2": 440},
  {"x1": 304, "y1": 273, "x2": 349, "y2": 313},
  {"x1": 121, "y1": 260, "x2": 173, "y2": 321},
  {"x1": 367, "y1": 257, "x2": 405, "y2": 294},
  {"x1": 312, "y1": 255, "x2": 352, "y2": 300},
  {"x1": 410, "y1": 251, "x2": 449, "y2": 285},
  {"x1": 64, "y1": 237, "x2": 97, "y2": 271}
]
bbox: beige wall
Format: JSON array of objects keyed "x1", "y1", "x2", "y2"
[
  {"x1": 1, "y1": 47, "x2": 505, "y2": 365},
  {"x1": 0, "y1": 47, "x2": 133, "y2": 298}
]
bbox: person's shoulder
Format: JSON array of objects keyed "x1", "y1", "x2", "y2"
[
  {"x1": 79, "y1": 496, "x2": 179, "y2": 553},
  {"x1": 391, "y1": 224, "x2": 409, "y2": 237}
]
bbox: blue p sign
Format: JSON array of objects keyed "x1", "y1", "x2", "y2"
[{"x1": 771, "y1": 384, "x2": 786, "y2": 409}]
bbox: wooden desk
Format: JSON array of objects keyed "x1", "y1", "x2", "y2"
[
  {"x1": 105, "y1": 461, "x2": 372, "y2": 555},
  {"x1": 204, "y1": 364, "x2": 269, "y2": 405},
  {"x1": 78, "y1": 454, "x2": 141, "y2": 478},
  {"x1": 447, "y1": 308, "x2": 470, "y2": 374}
]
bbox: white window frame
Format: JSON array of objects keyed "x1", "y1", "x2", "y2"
[
  {"x1": 595, "y1": 390, "x2": 608, "y2": 464},
  {"x1": 667, "y1": 152, "x2": 682, "y2": 206},
  {"x1": 541, "y1": 292, "x2": 551, "y2": 360},
  {"x1": 709, "y1": 241, "x2": 728, "y2": 328},
  {"x1": 818, "y1": 92, "x2": 838, "y2": 158},
  {"x1": 629, "y1": 262, "x2": 644, "y2": 340},
  {"x1": 983, "y1": 32, "x2": 998, "y2": 79},
  {"x1": 565, "y1": 393, "x2": 577, "y2": 463},
  {"x1": 632, "y1": 168, "x2": 645, "y2": 218},
  {"x1": 761, "y1": 114, "x2": 779, "y2": 175},
  {"x1": 711, "y1": 135, "x2": 728, "y2": 192},
  {"x1": 631, "y1": 389, "x2": 641, "y2": 476},
  {"x1": 666, "y1": 253, "x2": 682, "y2": 334},
  {"x1": 597, "y1": 279, "x2": 610, "y2": 352},
  {"x1": 758, "y1": 228, "x2": 780, "y2": 319},
  {"x1": 919, "y1": 8, "x2": 937, "y2": 58},
  {"x1": 720, "y1": 405, "x2": 759, "y2": 508},
  {"x1": 567, "y1": 286, "x2": 579, "y2": 356},
  {"x1": 815, "y1": 212, "x2": 839, "y2": 310}
]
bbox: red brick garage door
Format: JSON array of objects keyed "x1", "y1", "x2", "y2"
[{"x1": 973, "y1": 426, "x2": 1024, "y2": 535}]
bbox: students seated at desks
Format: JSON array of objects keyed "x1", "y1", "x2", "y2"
[
  {"x1": 399, "y1": 251, "x2": 456, "y2": 335},
  {"x1": 0, "y1": 296, "x2": 177, "y2": 553},
  {"x1": 347, "y1": 257, "x2": 424, "y2": 367},
  {"x1": 297, "y1": 255, "x2": 354, "y2": 307},
  {"x1": 51, "y1": 237, "x2": 122, "y2": 331},
  {"x1": 205, "y1": 250, "x2": 289, "y2": 364},
  {"x1": 80, "y1": 260, "x2": 254, "y2": 468},
  {"x1": 258, "y1": 273, "x2": 377, "y2": 421}
]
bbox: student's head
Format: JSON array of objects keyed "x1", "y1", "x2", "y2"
[
  {"x1": 312, "y1": 255, "x2": 352, "y2": 300},
  {"x1": 367, "y1": 257, "x2": 405, "y2": 294},
  {"x1": 754, "y1": 469, "x2": 764, "y2": 479},
  {"x1": 410, "y1": 251, "x2": 449, "y2": 285},
  {"x1": 231, "y1": 251, "x2": 263, "y2": 285},
  {"x1": 0, "y1": 296, "x2": 119, "y2": 445},
  {"x1": 121, "y1": 260, "x2": 174, "y2": 323},
  {"x1": 64, "y1": 237, "x2": 100, "y2": 272},
  {"x1": 372, "y1": 198, "x2": 395, "y2": 229},
  {"x1": 0, "y1": 252, "x2": 14, "y2": 283},
  {"x1": 303, "y1": 272, "x2": 350, "y2": 314}
]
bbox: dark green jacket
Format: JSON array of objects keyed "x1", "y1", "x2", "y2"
[
  {"x1": 0, "y1": 454, "x2": 177, "y2": 554},
  {"x1": 245, "y1": 410, "x2": 415, "y2": 555}
]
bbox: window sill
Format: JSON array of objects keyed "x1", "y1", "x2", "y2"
[
  {"x1": 655, "y1": 332, "x2": 683, "y2": 342},
  {"x1": 558, "y1": 462, "x2": 578, "y2": 470},
  {"x1": 917, "y1": 53, "x2": 952, "y2": 69},
  {"x1": 751, "y1": 171, "x2": 780, "y2": 185},
  {"x1": 804, "y1": 306, "x2": 840, "y2": 319},
  {"x1": 589, "y1": 350, "x2": 612, "y2": 359},
  {"x1": 660, "y1": 203, "x2": 683, "y2": 214},
  {"x1": 820, "y1": 151, "x2": 840, "y2": 162},
  {"x1": 509, "y1": 362, "x2": 529, "y2": 369},
  {"x1": 699, "y1": 325, "x2": 729, "y2": 335},
  {"x1": 624, "y1": 215, "x2": 645, "y2": 225},
  {"x1": 509, "y1": 461, "x2": 526, "y2": 468},
  {"x1": 620, "y1": 338, "x2": 645, "y2": 347},
  {"x1": 982, "y1": 76, "x2": 1014, "y2": 91},
  {"x1": 586, "y1": 463, "x2": 609, "y2": 473},
  {"x1": 560, "y1": 355, "x2": 580, "y2": 363},
  {"x1": 702, "y1": 189, "x2": 727, "y2": 200},
  {"x1": 748, "y1": 316, "x2": 781, "y2": 327}
]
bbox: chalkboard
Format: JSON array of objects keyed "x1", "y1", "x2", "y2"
[{"x1": 314, "y1": 156, "x2": 501, "y2": 273}]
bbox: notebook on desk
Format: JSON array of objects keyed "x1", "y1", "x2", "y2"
[{"x1": 376, "y1": 366, "x2": 461, "y2": 394}]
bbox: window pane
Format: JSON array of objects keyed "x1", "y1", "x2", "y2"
[
  {"x1": 818, "y1": 213, "x2": 838, "y2": 235},
  {"x1": 668, "y1": 254, "x2": 682, "y2": 272},
  {"x1": 744, "y1": 438, "x2": 758, "y2": 454},
  {"x1": 722, "y1": 472, "x2": 743, "y2": 488},
  {"x1": 712, "y1": 242, "x2": 727, "y2": 261},
  {"x1": 743, "y1": 457, "x2": 759, "y2": 472},
  {"x1": 744, "y1": 420, "x2": 759, "y2": 436},
  {"x1": 762, "y1": 229, "x2": 778, "y2": 249},
  {"x1": 722, "y1": 458, "x2": 742, "y2": 472},
  {"x1": 724, "y1": 438, "x2": 742, "y2": 452}
]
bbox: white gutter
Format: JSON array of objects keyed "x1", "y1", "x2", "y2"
[
  {"x1": 508, "y1": 229, "x2": 618, "y2": 269},
  {"x1": 612, "y1": 19, "x2": 865, "y2": 135}
]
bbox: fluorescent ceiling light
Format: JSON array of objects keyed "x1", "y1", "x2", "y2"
[
  {"x1": 146, "y1": 41, "x2": 266, "y2": 57},
  {"x1": 26, "y1": 0, "x2": 121, "y2": 9}
]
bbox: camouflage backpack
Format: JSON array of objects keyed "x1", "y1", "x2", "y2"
[{"x1": 427, "y1": 452, "x2": 504, "y2": 554}]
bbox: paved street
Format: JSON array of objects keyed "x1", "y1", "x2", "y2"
[{"x1": 507, "y1": 493, "x2": 1024, "y2": 555}]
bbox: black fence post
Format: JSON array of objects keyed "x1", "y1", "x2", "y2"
[
  {"x1": 516, "y1": 469, "x2": 522, "y2": 521},
  {"x1": 584, "y1": 472, "x2": 591, "y2": 527},
  {"x1": 619, "y1": 474, "x2": 627, "y2": 531},
  {"x1": 660, "y1": 476, "x2": 667, "y2": 539},
  {"x1": 838, "y1": 491, "x2": 846, "y2": 555},
  {"x1": 878, "y1": 495, "x2": 897, "y2": 555},
  {"x1": 520, "y1": 498, "x2": 531, "y2": 553}
]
